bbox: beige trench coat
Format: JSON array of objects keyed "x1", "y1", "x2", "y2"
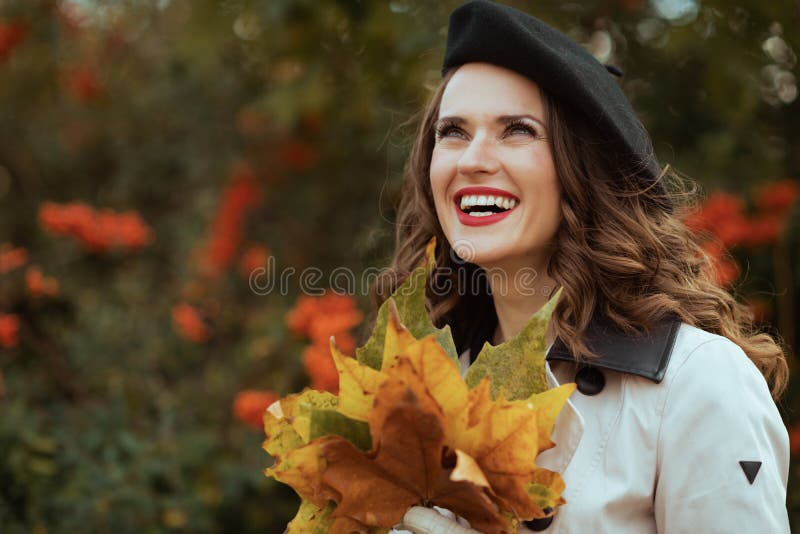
[{"x1": 458, "y1": 322, "x2": 790, "y2": 533}]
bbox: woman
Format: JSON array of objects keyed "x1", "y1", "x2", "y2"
[{"x1": 376, "y1": 1, "x2": 791, "y2": 533}]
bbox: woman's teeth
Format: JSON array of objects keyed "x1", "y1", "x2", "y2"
[{"x1": 459, "y1": 194, "x2": 517, "y2": 214}]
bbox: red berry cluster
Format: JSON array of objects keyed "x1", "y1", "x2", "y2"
[
  {"x1": 286, "y1": 292, "x2": 363, "y2": 394},
  {"x1": 38, "y1": 202, "x2": 152, "y2": 253},
  {"x1": 0, "y1": 19, "x2": 28, "y2": 63},
  {"x1": 683, "y1": 180, "x2": 798, "y2": 286},
  {"x1": 200, "y1": 165, "x2": 263, "y2": 278}
]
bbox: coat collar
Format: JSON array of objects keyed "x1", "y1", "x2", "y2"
[{"x1": 546, "y1": 314, "x2": 681, "y2": 383}]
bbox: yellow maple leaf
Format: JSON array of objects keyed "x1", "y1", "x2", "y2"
[
  {"x1": 264, "y1": 389, "x2": 358, "y2": 533},
  {"x1": 331, "y1": 340, "x2": 387, "y2": 422}
]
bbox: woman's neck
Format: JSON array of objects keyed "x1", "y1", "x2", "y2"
[{"x1": 488, "y1": 273, "x2": 559, "y2": 348}]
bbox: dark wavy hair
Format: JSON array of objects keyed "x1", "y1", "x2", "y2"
[{"x1": 368, "y1": 67, "x2": 788, "y2": 399}]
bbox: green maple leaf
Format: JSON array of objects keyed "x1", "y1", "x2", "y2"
[
  {"x1": 464, "y1": 286, "x2": 562, "y2": 400},
  {"x1": 356, "y1": 238, "x2": 458, "y2": 370}
]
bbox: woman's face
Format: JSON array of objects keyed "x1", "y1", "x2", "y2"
[{"x1": 430, "y1": 62, "x2": 562, "y2": 274}]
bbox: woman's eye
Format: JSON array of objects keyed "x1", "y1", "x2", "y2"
[
  {"x1": 505, "y1": 122, "x2": 537, "y2": 137},
  {"x1": 434, "y1": 121, "x2": 541, "y2": 141},
  {"x1": 435, "y1": 125, "x2": 465, "y2": 140}
]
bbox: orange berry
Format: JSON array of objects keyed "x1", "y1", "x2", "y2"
[
  {"x1": 171, "y1": 303, "x2": 211, "y2": 343},
  {"x1": 0, "y1": 314, "x2": 20, "y2": 349},
  {"x1": 0, "y1": 243, "x2": 27, "y2": 274}
]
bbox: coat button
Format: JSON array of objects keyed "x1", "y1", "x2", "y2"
[
  {"x1": 523, "y1": 508, "x2": 555, "y2": 531},
  {"x1": 575, "y1": 366, "x2": 605, "y2": 395}
]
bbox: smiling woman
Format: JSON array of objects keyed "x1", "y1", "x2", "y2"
[
  {"x1": 430, "y1": 63, "x2": 561, "y2": 315},
  {"x1": 371, "y1": 1, "x2": 790, "y2": 533}
]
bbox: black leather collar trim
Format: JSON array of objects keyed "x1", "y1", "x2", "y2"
[{"x1": 546, "y1": 315, "x2": 681, "y2": 383}]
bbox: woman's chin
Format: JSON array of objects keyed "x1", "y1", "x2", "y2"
[
  {"x1": 452, "y1": 243, "x2": 515, "y2": 268},
  {"x1": 447, "y1": 235, "x2": 552, "y2": 275}
]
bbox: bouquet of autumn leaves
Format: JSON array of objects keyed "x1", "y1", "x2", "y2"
[{"x1": 264, "y1": 239, "x2": 575, "y2": 533}]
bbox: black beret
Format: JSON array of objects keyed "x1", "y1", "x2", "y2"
[{"x1": 443, "y1": 0, "x2": 670, "y2": 208}]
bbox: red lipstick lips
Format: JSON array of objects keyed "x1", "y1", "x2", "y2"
[{"x1": 454, "y1": 186, "x2": 519, "y2": 227}]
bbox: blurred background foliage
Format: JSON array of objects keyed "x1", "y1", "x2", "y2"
[{"x1": 0, "y1": 0, "x2": 798, "y2": 531}]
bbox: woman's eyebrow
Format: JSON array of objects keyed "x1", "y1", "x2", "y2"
[
  {"x1": 434, "y1": 116, "x2": 465, "y2": 127},
  {"x1": 497, "y1": 114, "x2": 545, "y2": 127},
  {"x1": 435, "y1": 114, "x2": 546, "y2": 128}
]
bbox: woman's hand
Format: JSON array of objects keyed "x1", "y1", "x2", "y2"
[{"x1": 390, "y1": 506, "x2": 480, "y2": 534}]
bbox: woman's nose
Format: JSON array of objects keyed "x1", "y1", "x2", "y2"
[{"x1": 456, "y1": 134, "x2": 501, "y2": 176}]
